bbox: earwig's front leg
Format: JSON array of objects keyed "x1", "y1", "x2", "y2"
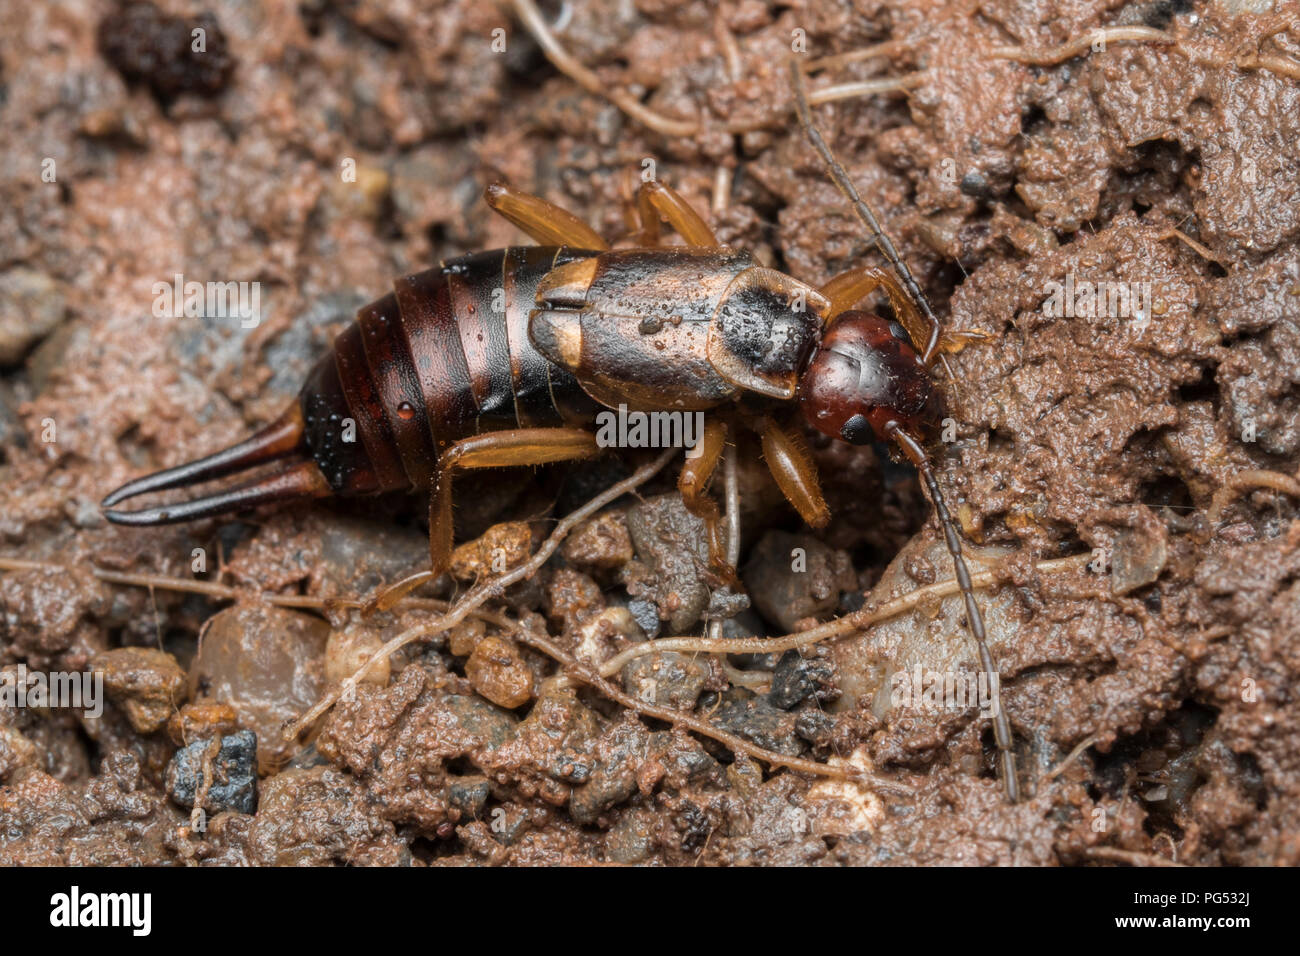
[
  {"x1": 819, "y1": 266, "x2": 928, "y2": 344},
  {"x1": 756, "y1": 417, "x2": 830, "y2": 528},
  {"x1": 676, "y1": 420, "x2": 737, "y2": 581},
  {"x1": 365, "y1": 428, "x2": 601, "y2": 613},
  {"x1": 819, "y1": 267, "x2": 989, "y2": 358},
  {"x1": 484, "y1": 182, "x2": 609, "y2": 250}
]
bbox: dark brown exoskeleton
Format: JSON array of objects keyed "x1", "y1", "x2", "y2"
[{"x1": 102, "y1": 65, "x2": 1019, "y2": 802}]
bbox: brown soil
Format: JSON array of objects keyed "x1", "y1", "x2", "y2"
[{"x1": 2, "y1": 0, "x2": 1298, "y2": 866}]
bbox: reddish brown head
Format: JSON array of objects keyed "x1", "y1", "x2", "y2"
[{"x1": 798, "y1": 311, "x2": 941, "y2": 446}]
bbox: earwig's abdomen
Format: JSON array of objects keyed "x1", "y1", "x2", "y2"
[{"x1": 302, "y1": 246, "x2": 602, "y2": 496}]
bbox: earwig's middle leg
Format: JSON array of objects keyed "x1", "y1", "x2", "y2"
[
  {"x1": 641, "y1": 180, "x2": 719, "y2": 247},
  {"x1": 365, "y1": 427, "x2": 601, "y2": 614},
  {"x1": 676, "y1": 420, "x2": 737, "y2": 582},
  {"x1": 429, "y1": 427, "x2": 601, "y2": 571},
  {"x1": 757, "y1": 417, "x2": 830, "y2": 529}
]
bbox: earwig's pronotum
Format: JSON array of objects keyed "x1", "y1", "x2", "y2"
[{"x1": 102, "y1": 51, "x2": 1021, "y2": 800}]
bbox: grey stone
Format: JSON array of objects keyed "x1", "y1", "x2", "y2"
[{"x1": 166, "y1": 730, "x2": 258, "y2": 815}]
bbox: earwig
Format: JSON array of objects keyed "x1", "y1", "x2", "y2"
[{"x1": 103, "y1": 56, "x2": 1020, "y2": 802}]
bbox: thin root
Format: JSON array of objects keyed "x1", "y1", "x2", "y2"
[
  {"x1": 1080, "y1": 846, "x2": 1185, "y2": 867},
  {"x1": 1157, "y1": 227, "x2": 1228, "y2": 267},
  {"x1": 1043, "y1": 733, "x2": 1099, "y2": 782},
  {"x1": 991, "y1": 27, "x2": 1176, "y2": 66},
  {"x1": 806, "y1": 73, "x2": 927, "y2": 105},
  {"x1": 711, "y1": 164, "x2": 732, "y2": 218},
  {"x1": 713, "y1": 8, "x2": 743, "y2": 84},
  {"x1": 512, "y1": 0, "x2": 699, "y2": 138},
  {"x1": 1237, "y1": 51, "x2": 1300, "y2": 80},
  {"x1": 599, "y1": 553, "x2": 1094, "y2": 678},
  {"x1": 1209, "y1": 468, "x2": 1300, "y2": 525},
  {"x1": 801, "y1": 41, "x2": 914, "y2": 75}
]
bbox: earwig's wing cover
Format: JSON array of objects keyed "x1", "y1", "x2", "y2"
[
  {"x1": 707, "y1": 268, "x2": 829, "y2": 400},
  {"x1": 533, "y1": 250, "x2": 746, "y2": 412}
]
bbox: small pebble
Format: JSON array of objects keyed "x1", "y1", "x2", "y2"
[
  {"x1": 451, "y1": 521, "x2": 532, "y2": 582},
  {"x1": 166, "y1": 730, "x2": 258, "y2": 815},
  {"x1": 742, "y1": 530, "x2": 857, "y2": 632},
  {"x1": 466, "y1": 635, "x2": 534, "y2": 709},
  {"x1": 562, "y1": 510, "x2": 635, "y2": 570},
  {"x1": 0, "y1": 267, "x2": 65, "y2": 366},
  {"x1": 93, "y1": 647, "x2": 186, "y2": 734},
  {"x1": 768, "y1": 650, "x2": 838, "y2": 710},
  {"x1": 447, "y1": 775, "x2": 491, "y2": 819},
  {"x1": 621, "y1": 651, "x2": 708, "y2": 710},
  {"x1": 713, "y1": 697, "x2": 805, "y2": 757}
]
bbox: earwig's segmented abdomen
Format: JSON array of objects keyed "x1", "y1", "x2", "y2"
[{"x1": 301, "y1": 246, "x2": 602, "y2": 495}]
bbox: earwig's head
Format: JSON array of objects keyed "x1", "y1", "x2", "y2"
[{"x1": 798, "y1": 311, "x2": 941, "y2": 445}]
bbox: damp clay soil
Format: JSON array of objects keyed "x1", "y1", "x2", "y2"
[{"x1": 2, "y1": 0, "x2": 1299, "y2": 866}]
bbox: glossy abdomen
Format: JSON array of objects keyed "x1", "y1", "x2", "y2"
[{"x1": 302, "y1": 246, "x2": 600, "y2": 495}]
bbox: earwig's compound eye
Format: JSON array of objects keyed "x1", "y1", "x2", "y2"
[
  {"x1": 799, "y1": 311, "x2": 940, "y2": 444},
  {"x1": 840, "y1": 413, "x2": 872, "y2": 445}
]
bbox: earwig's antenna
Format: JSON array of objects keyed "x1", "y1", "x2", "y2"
[
  {"x1": 791, "y1": 55, "x2": 1019, "y2": 801},
  {"x1": 789, "y1": 59, "x2": 942, "y2": 365},
  {"x1": 890, "y1": 425, "x2": 1019, "y2": 803}
]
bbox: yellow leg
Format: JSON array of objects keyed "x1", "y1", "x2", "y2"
[
  {"x1": 819, "y1": 266, "x2": 988, "y2": 357},
  {"x1": 366, "y1": 427, "x2": 600, "y2": 613},
  {"x1": 758, "y1": 417, "x2": 830, "y2": 528},
  {"x1": 627, "y1": 179, "x2": 719, "y2": 248},
  {"x1": 484, "y1": 182, "x2": 609, "y2": 250},
  {"x1": 677, "y1": 420, "x2": 734, "y2": 578}
]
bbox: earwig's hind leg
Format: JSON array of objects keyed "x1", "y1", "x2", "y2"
[
  {"x1": 484, "y1": 182, "x2": 609, "y2": 250},
  {"x1": 756, "y1": 417, "x2": 830, "y2": 529},
  {"x1": 365, "y1": 428, "x2": 602, "y2": 615},
  {"x1": 635, "y1": 180, "x2": 720, "y2": 248},
  {"x1": 616, "y1": 169, "x2": 660, "y2": 247},
  {"x1": 430, "y1": 427, "x2": 601, "y2": 575},
  {"x1": 677, "y1": 420, "x2": 737, "y2": 584}
]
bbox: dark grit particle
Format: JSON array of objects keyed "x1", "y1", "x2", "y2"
[{"x1": 97, "y1": 1, "x2": 234, "y2": 102}]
